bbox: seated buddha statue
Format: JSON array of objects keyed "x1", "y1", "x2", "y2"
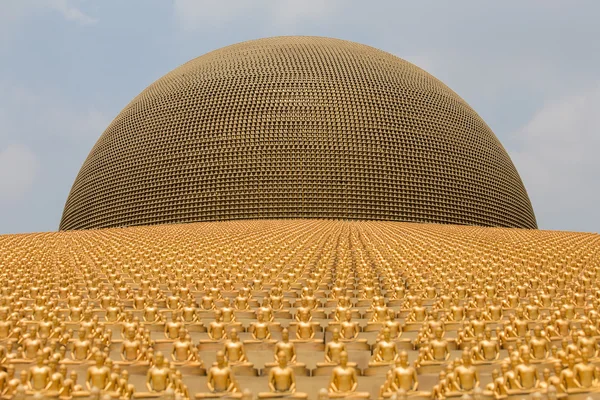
[
  {"x1": 144, "y1": 351, "x2": 171, "y2": 394},
  {"x1": 514, "y1": 352, "x2": 539, "y2": 392},
  {"x1": 28, "y1": 351, "x2": 51, "y2": 392},
  {"x1": 381, "y1": 351, "x2": 419, "y2": 397},
  {"x1": 181, "y1": 298, "x2": 200, "y2": 323},
  {"x1": 120, "y1": 327, "x2": 144, "y2": 364},
  {"x1": 223, "y1": 329, "x2": 253, "y2": 369},
  {"x1": 143, "y1": 300, "x2": 161, "y2": 323},
  {"x1": 448, "y1": 297, "x2": 466, "y2": 322},
  {"x1": 427, "y1": 326, "x2": 450, "y2": 362},
  {"x1": 202, "y1": 311, "x2": 227, "y2": 343},
  {"x1": 316, "y1": 329, "x2": 354, "y2": 370},
  {"x1": 327, "y1": 351, "x2": 368, "y2": 398},
  {"x1": 453, "y1": 350, "x2": 480, "y2": 393},
  {"x1": 164, "y1": 312, "x2": 183, "y2": 340},
  {"x1": 71, "y1": 329, "x2": 92, "y2": 362},
  {"x1": 529, "y1": 325, "x2": 550, "y2": 360},
  {"x1": 291, "y1": 310, "x2": 320, "y2": 343},
  {"x1": 258, "y1": 297, "x2": 275, "y2": 323},
  {"x1": 571, "y1": 349, "x2": 599, "y2": 393},
  {"x1": 246, "y1": 311, "x2": 275, "y2": 343},
  {"x1": 382, "y1": 310, "x2": 403, "y2": 340},
  {"x1": 332, "y1": 296, "x2": 352, "y2": 323},
  {"x1": 171, "y1": 330, "x2": 202, "y2": 366},
  {"x1": 405, "y1": 298, "x2": 427, "y2": 323},
  {"x1": 196, "y1": 351, "x2": 241, "y2": 399},
  {"x1": 294, "y1": 298, "x2": 313, "y2": 322},
  {"x1": 265, "y1": 329, "x2": 306, "y2": 371},
  {"x1": 220, "y1": 298, "x2": 236, "y2": 323},
  {"x1": 369, "y1": 328, "x2": 398, "y2": 367},
  {"x1": 86, "y1": 351, "x2": 111, "y2": 392},
  {"x1": 368, "y1": 296, "x2": 388, "y2": 323},
  {"x1": 258, "y1": 351, "x2": 307, "y2": 399},
  {"x1": 476, "y1": 328, "x2": 500, "y2": 362},
  {"x1": 339, "y1": 312, "x2": 360, "y2": 341}
]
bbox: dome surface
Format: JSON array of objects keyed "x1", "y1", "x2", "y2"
[{"x1": 60, "y1": 36, "x2": 537, "y2": 230}]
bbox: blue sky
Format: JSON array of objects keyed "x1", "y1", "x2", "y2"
[{"x1": 0, "y1": 0, "x2": 598, "y2": 234}]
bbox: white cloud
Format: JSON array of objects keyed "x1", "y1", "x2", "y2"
[
  {"x1": 0, "y1": 82, "x2": 109, "y2": 143},
  {"x1": 47, "y1": 0, "x2": 97, "y2": 25},
  {"x1": 173, "y1": 0, "x2": 341, "y2": 31},
  {"x1": 0, "y1": 0, "x2": 96, "y2": 27},
  {"x1": 0, "y1": 144, "x2": 37, "y2": 204},
  {"x1": 510, "y1": 84, "x2": 600, "y2": 232}
]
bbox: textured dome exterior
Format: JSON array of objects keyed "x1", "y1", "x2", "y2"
[{"x1": 60, "y1": 36, "x2": 537, "y2": 230}]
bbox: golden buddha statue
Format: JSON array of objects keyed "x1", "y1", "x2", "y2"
[
  {"x1": 573, "y1": 349, "x2": 599, "y2": 391},
  {"x1": 369, "y1": 328, "x2": 398, "y2": 367},
  {"x1": 247, "y1": 311, "x2": 273, "y2": 342},
  {"x1": 339, "y1": 312, "x2": 360, "y2": 341},
  {"x1": 223, "y1": 329, "x2": 253, "y2": 368},
  {"x1": 85, "y1": 352, "x2": 111, "y2": 392},
  {"x1": 258, "y1": 351, "x2": 307, "y2": 399},
  {"x1": 292, "y1": 309, "x2": 319, "y2": 342},
  {"x1": 172, "y1": 330, "x2": 202, "y2": 365},
  {"x1": 164, "y1": 312, "x2": 183, "y2": 340},
  {"x1": 220, "y1": 298, "x2": 236, "y2": 323},
  {"x1": 28, "y1": 351, "x2": 51, "y2": 392},
  {"x1": 514, "y1": 352, "x2": 538, "y2": 391},
  {"x1": 323, "y1": 329, "x2": 347, "y2": 365},
  {"x1": 265, "y1": 328, "x2": 307, "y2": 373},
  {"x1": 387, "y1": 351, "x2": 419, "y2": 395},
  {"x1": 327, "y1": 351, "x2": 368, "y2": 398},
  {"x1": 116, "y1": 370, "x2": 135, "y2": 400},
  {"x1": 60, "y1": 370, "x2": 90, "y2": 399},
  {"x1": 120, "y1": 327, "x2": 143, "y2": 363},
  {"x1": 71, "y1": 329, "x2": 92, "y2": 362},
  {"x1": 143, "y1": 300, "x2": 161, "y2": 324},
  {"x1": 453, "y1": 350, "x2": 480, "y2": 392},
  {"x1": 145, "y1": 351, "x2": 171, "y2": 393},
  {"x1": 428, "y1": 326, "x2": 450, "y2": 362},
  {"x1": 206, "y1": 310, "x2": 228, "y2": 342}
]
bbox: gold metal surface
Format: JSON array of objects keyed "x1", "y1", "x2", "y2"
[
  {"x1": 59, "y1": 37, "x2": 536, "y2": 230},
  {"x1": 0, "y1": 219, "x2": 598, "y2": 399}
]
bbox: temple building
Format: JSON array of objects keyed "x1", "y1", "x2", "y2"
[{"x1": 0, "y1": 37, "x2": 598, "y2": 399}]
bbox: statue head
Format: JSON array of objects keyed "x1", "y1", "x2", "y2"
[
  {"x1": 155, "y1": 351, "x2": 164, "y2": 366},
  {"x1": 277, "y1": 351, "x2": 287, "y2": 368},
  {"x1": 399, "y1": 350, "x2": 408, "y2": 365},
  {"x1": 332, "y1": 329, "x2": 340, "y2": 341},
  {"x1": 461, "y1": 350, "x2": 471, "y2": 366},
  {"x1": 215, "y1": 350, "x2": 226, "y2": 367},
  {"x1": 581, "y1": 348, "x2": 590, "y2": 362},
  {"x1": 542, "y1": 368, "x2": 550, "y2": 380},
  {"x1": 383, "y1": 327, "x2": 391, "y2": 340},
  {"x1": 339, "y1": 351, "x2": 348, "y2": 367}
]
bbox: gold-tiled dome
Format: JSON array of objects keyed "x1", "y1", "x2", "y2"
[{"x1": 59, "y1": 36, "x2": 536, "y2": 230}]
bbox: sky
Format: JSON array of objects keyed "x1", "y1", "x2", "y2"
[{"x1": 0, "y1": 0, "x2": 599, "y2": 235}]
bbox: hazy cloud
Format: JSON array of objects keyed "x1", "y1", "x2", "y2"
[
  {"x1": 0, "y1": 144, "x2": 38, "y2": 204},
  {"x1": 0, "y1": 0, "x2": 96, "y2": 26},
  {"x1": 0, "y1": 82, "x2": 108, "y2": 143},
  {"x1": 511, "y1": 85, "x2": 600, "y2": 233},
  {"x1": 0, "y1": 82, "x2": 109, "y2": 233},
  {"x1": 173, "y1": 0, "x2": 341, "y2": 31},
  {"x1": 47, "y1": 0, "x2": 97, "y2": 25}
]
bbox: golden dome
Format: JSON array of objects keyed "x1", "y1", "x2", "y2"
[{"x1": 60, "y1": 36, "x2": 536, "y2": 230}]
